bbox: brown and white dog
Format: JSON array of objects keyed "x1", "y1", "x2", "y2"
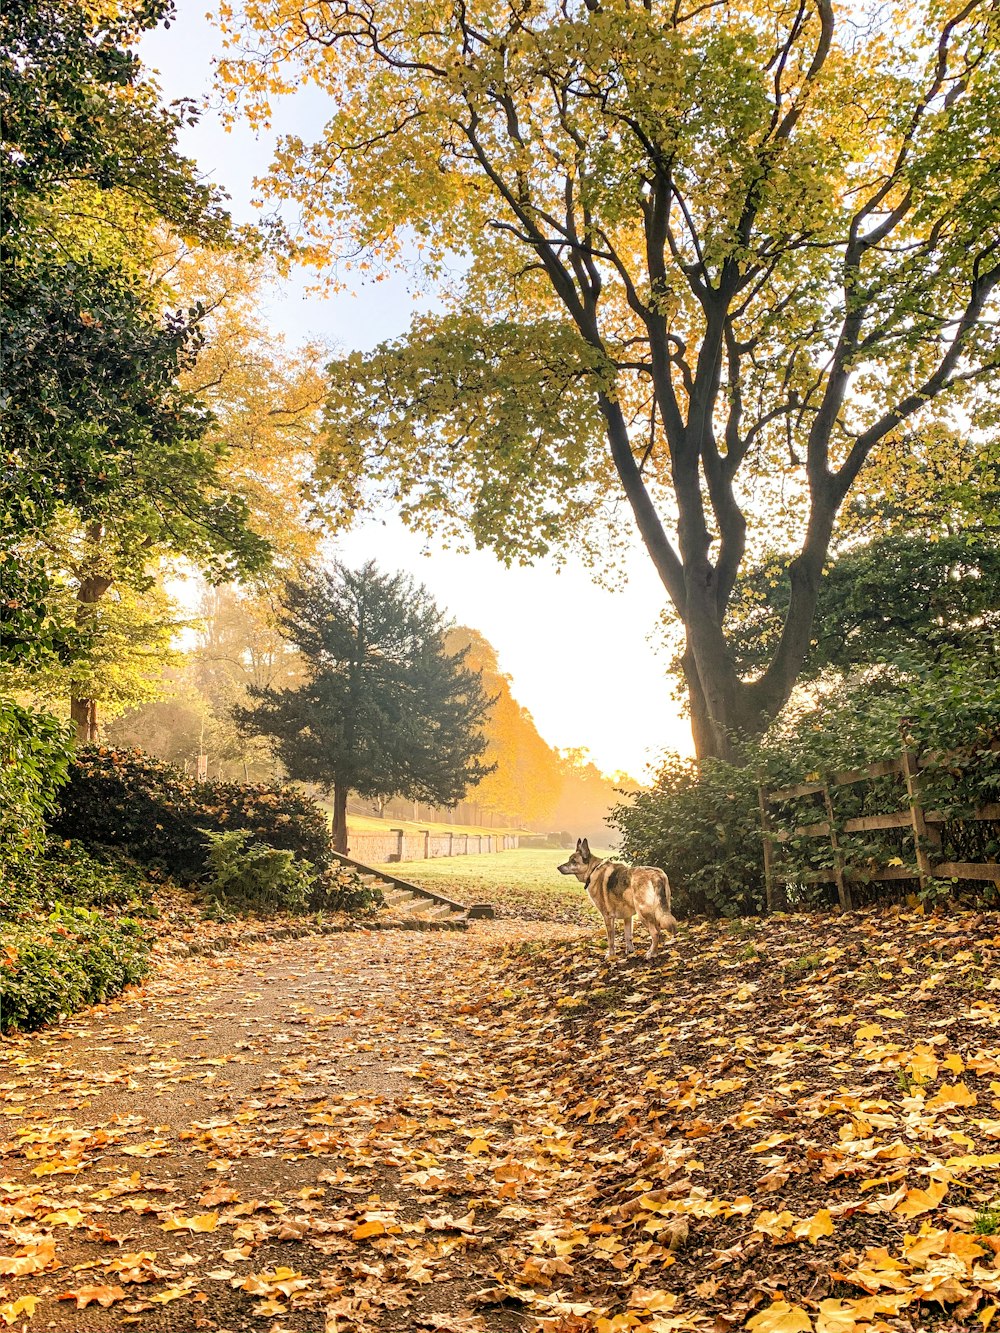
[{"x1": 557, "y1": 838, "x2": 677, "y2": 961}]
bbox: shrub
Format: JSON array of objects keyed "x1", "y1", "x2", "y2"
[
  {"x1": 310, "y1": 862, "x2": 383, "y2": 914},
  {"x1": 613, "y1": 755, "x2": 766, "y2": 918},
  {"x1": 0, "y1": 905, "x2": 151, "y2": 1033},
  {"x1": 0, "y1": 840, "x2": 154, "y2": 921},
  {"x1": 202, "y1": 830, "x2": 312, "y2": 912},
  {"x1": 613, "y1": 649, "x2": 1000, "y2": 918},
  {"x1": 51, "y1": 747, "x2": 335, "y2": 883},
  {"x1": 0, "y1": 701, "x2": 72, "y2": 867}
]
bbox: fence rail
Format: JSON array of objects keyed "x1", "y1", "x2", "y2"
[{"x1": 759, "y1": 733, "x2": 1000, "y2": 911}]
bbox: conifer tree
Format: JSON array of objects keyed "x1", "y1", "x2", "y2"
[{"x1": 236, "y1": 562, "x2": 494, "y2": 852}]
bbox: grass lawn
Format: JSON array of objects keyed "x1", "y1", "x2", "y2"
[{"x1": 371, "y1": 846, "x2": 613, "y2": 924}]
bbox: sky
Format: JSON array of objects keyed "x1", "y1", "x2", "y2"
[{"x1": 140, "y1": 6, "x2": 694, "y2": 780}]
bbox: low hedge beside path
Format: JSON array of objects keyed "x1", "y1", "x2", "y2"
[
  {"x1": 50, "y1": 746, "x2": 379, "y2": 914},
  {"x1": 0, "y1": 905, "x2": 151, "y2": 1033},
  {"x1": 0, "y1": 748, "x2": 383, "y2": 1034}
]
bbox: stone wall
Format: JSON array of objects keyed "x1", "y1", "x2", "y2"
[{"x1": 347, "y1": 829, "x2": 520, "y2": 864}]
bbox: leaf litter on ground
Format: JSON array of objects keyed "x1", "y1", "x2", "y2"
[{"x1": 1, "y1": 891, "x2": 1000, "y2": 1332}]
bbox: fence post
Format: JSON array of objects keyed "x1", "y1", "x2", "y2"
[
  {"x1": 390, "y1": 828, "x2": 404, "y2": 863},
  {"x1": 757, "y1": 779, "x2": 778, "y2": 913},
  {"x1": 822, "y1": 782, "x2": 853, "y2": 912},
  {"x1": 448, "y1": 832, "x2": 454, "y2": 857},
  {"x1": 900, "y1": 744, "x2": 940, "y2": 891},
  {"x1": 421, "y1": 829, "x2": 430, "y2": 859}
]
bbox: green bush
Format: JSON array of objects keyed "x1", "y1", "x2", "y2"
[
  {"x1": 0, "y1": 700, "x2": 72, "y2": 867},
  {"x1": 613, "y1": 650, "x2": 1000, "y2": 917},
  {"x1": 310, "y1": 862, "x2": 383, "y2": 914},
  {"x1": 202, "y1": 829, "x2": 312, "y2": 912},
  {"x1": 0, "y1": 905, "x2": 151, "y2": 1033},
  {"x1": 0, "y1": 840, "x2": 154, "y2": 921},
  {"x1": 51, "y1": 747, "x2": 335, "y2": 884},
  {"x1": 613, "y1": 755, "x2": 766, "y2": 918}
]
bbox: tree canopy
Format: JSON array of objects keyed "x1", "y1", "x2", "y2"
[
  {"x1": 222, "y1": 0, "x2": 1000, "y2": 758},
  {"x1": 727, "y1": 530, "x2": 1000, "y2": 682},
  {"x1": 1, "y1": 0, "x2": 266, "y2": 679},
  {"x1": 236, "y1": 562, "x2": 494, "y2": 850}
]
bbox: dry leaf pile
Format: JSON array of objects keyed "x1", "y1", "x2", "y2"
[{"x1": 1, "y1": 903, "x2": 999, "y2": 1333}]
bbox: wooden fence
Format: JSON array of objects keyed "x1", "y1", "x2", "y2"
[{"x1": 759, "y1": 736, "x2": 1000, "y2": 911}]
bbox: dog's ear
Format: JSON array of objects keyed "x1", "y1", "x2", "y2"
[
  {"x1": 576, "y1": 838, "x2": 583, "y2": 851},
  {"x1": 581, "y1": 837, "x2": 591, "y2": 858}
]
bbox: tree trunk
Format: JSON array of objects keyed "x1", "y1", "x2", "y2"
[
  {"x1": 71, "y1": 551, "x2": 113, "y2": 744},
  {"x1": 681, "y1": 647, "x2": 720, "y2": 762},
  {"x1": 332, "y1": 783, "x2": 349, "y2": 854},
  {"x1": 71, "y1": 697, "x2": 99, "y2": 745}
]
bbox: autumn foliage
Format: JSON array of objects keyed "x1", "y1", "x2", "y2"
[{"x1": 3, "y1": 897, "x2": 1000, "y2": 1327}]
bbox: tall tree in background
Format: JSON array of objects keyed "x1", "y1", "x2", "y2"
[
  {"x1": 237, "y1": 563, "x2": 494, "y2": 851},
  {"x1": 222, "y1": 0, "x2": 1000, "y2": 760},
  {"x1": 446, "y1": 628, "x2": 562, "y2": 827},
  {"x1": 50, "y1": 249, "x2": 332, "y2": 741},
  {"x1": 166, "y1": 246, "x2": 334, "y2": 568},
  {"x1": 1, "y1": 0, "x2": 280, "y2": 736}
]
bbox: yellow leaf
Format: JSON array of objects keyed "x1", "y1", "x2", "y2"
[
  {"x1": 792, "y1": 1209, "x2": 834, "y2": 1243},
  {"x1": 859, "y1": 1169, "x2": 907, "y2": 1192},
  {"x1": 58, "y1": 1284, "x2": 127, "y2": 1310},
  {"x1": 943, "y1": 1053, "x2": 965, "y2": 1075},
  {"x1": 0, "y1": 1295, "x2": 39, "y2": 1326},
  {"x1": 353, "y1": 1219, "x2": 386, "y2": 1239},
  {"x1": 907, "y1": 1045, "x2": 939, "y2": 1083},
  {"x1": 628, "y1": 1289, "x2": 677, "y2": 1311},
  {"x1": 894, "y1": 1177, "x2": 947, "y2": 1218},
  {"x1": 815, "y1": 1300, "x2": 858, "y2": 1333},
  {"x1": 41, "y1": 1208, "x2": 84, "y2": 1228},
  {"x1": 854, "y1": 1024, "x2": 883, "y2": 1042},
  {"x1": 467, "y1": 1137, "x2": 490, "y2": 1155},
  {"x1": 746, "y1": 1299, "x2": 813, "y2": 1333},
  {"x1": 0, "y1": 1239, "x2": 57, "y2": 1276},
  {"x1": 161, "y1": 1211, "x2": 218, "y2": 1233},
  {"x1": 148, "y1": 1286, "x2": 192, "y2": 1305},
  {"x1": 927, "y1": 1082, "x2": 977, "y2": 1109}
]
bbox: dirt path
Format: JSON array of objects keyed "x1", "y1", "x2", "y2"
[
  {"x1": 0, "y1": 920, "x2": 582, "y2": 1333},
  {"x1": 6, "y1": 906, "x2": 1000, "y2": 1333}
]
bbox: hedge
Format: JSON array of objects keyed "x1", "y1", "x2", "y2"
[
  {"x1": 0, "y1": 906, "x2": 151, "y2": 1033},
  {"x1": 50, "y1": 747, "x2": 379, "y2": 913},
  {"x1": 0, "y1": 840, "x2": 154, "y2": 921},
  {"x1": 613, "y1": 655, "x2": 1000, "y2": 918},
  {"x1": 51, "y1": 747, "x2": 331, "y2": 877}
]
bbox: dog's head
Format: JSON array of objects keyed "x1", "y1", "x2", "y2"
[{"x1": 557, "y1": 838, "x2": 592, "y2": 881}]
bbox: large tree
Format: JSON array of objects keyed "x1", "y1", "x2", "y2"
[
  {"x1": 445, "y1": 627, "x2": 563, "y2": 827},
  {"x1": 221, "y1": 0, "x2": 1000, "y2": 759},
  {"x1": 1, "y1": 0, "x2": 275, "y2": 730},
  {"x1": 236, "y1": 562, "x2": 494, "y2": 851}
]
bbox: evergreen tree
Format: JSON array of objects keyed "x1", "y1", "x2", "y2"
[{"x1": 236, "y1": 562, "x2": 494, "y2": 852}]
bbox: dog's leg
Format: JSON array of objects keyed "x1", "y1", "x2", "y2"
[
  {"x1": 645, "y1": 925, "x2": 659, "y2": 960},
  {"x1": 603, "y1": 914, "x2": 616, "y2": 962},
  {"x1": 623, "y1": 916, "x2": 633, "y2": 956}
]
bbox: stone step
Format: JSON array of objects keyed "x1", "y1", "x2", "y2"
[
  {"x1": 381, "y1": 889, "x2": 419, "y2": 909},
  {"x1": 410, "y1": 900, "x2": 455, "y2": 921}
]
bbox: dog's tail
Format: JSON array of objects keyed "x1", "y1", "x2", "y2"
[{"x1": 654, "y1": 871, "x2": 676, "y2": 932}]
